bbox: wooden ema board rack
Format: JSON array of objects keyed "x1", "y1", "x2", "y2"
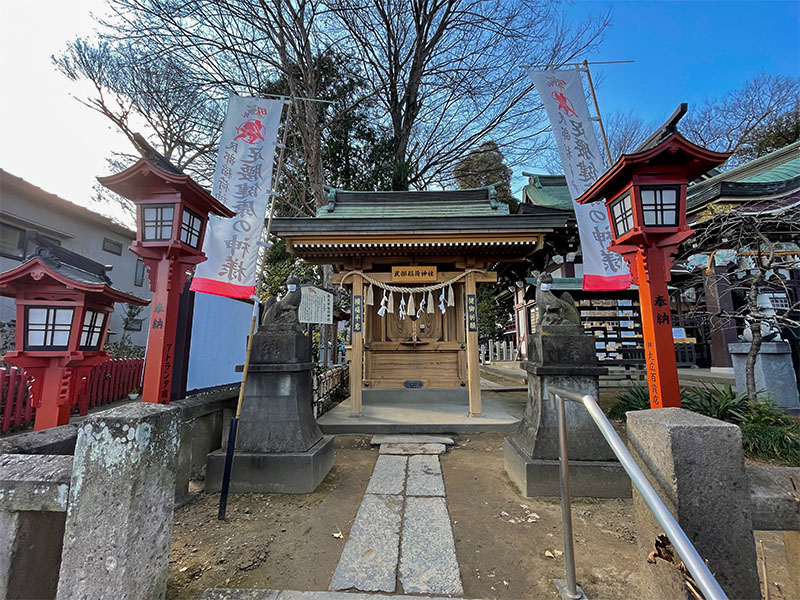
[{"x1": 578, "y1": 298, "x2": 643, "y2": 365}]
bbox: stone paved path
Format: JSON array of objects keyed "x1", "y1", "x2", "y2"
[
  {"x1": 328, "y1": 438, "x2": 463, "y2": 596},
  {"x1": 203, "y1": 590, "x2": 473, "y2": 599}
]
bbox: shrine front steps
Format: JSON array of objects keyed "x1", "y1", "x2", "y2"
[{"x1": 201, "y1": 591, "x2": 477, "y2": 600}]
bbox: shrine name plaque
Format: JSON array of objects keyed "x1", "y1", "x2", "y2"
[{"x1": 391, "y1": 266, "x2": 437, "y2": 282}]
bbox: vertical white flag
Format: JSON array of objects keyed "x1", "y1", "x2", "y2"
[
  {"x1": 527, "y1": 69, "x2": 631, "y2": 291},
  {"x1": 191, "y1": 95, "x2": 286, "y2": 299}
]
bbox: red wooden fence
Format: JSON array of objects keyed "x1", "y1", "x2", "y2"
[{"x1": 0, "y1": 358, "x2": 144, "y2": 433}]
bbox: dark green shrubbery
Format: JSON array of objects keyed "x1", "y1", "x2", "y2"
[{"x1": 609, "y1": 383, "x2": 800, "y2": 466}]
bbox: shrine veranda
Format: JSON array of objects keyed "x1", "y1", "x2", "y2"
[{"x1": 272, "y1": 187, "x2": 570, "y2": 416}]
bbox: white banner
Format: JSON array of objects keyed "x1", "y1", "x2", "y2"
[
  {"x1": 191, "y1": 95, "x2": 285, "y2": 299},
  {"x1": 527, "y1": 69, "x2": 630, "y2": 291}
]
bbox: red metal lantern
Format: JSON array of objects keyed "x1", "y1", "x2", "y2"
[
  {"x1": 576, "y1": 132, "x2": 729, "y2": 408},
  {"x1": 0, "y1": 236, "x2": 148, "y2": 430},
  {"x1": 98, "y1": 155, "x2": 234, "y2": 404}
]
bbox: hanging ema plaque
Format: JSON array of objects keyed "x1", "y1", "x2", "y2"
[
  {"x1": 391, "y1": 266, "x2": 437, "y2": 282},
  {"x1": 299, "y1": 285, "x2": 334, "y2": 324}
]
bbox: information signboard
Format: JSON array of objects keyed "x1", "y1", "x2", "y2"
[{"x1": 299, "y1": 286, "x2": 334, "y2": 324}]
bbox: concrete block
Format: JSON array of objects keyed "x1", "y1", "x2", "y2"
[
  {"x1": 406, "y1": 455, "x2": 445, "y2": 497},
  {"x1": 0, "y1": 423, "x2": 79, "y2": 456},
  {"x1": 56, "y1": 402, "x2": 181, "y2": 600},
  {"x1": 329, "y1": 494, "x2": 403, "y2": 593},
  {"x1": 399, "y1": 496, "x2": 463, "y2": 596},
  {"x1": 379, "y1": 443, "x2": 445, "y2": 455},
  {"x1": 504, "y1": 437, "x2": 630, "y2": 498},
  {"x1": 366, "y1": 455, "x2": 407, "y2": 495},
  {"x1": 746, "y1": 464, "x2": 800, "y2": 531},
  {"x1": 729, "y1": 341, "x2": 800, "y2": 413},
  {"x1": 0, "y1": 510, "x2": 66, "y2": 599},
  {"x1": 0, "y1": 454, "x2": 72, "y2": 512},
  {"x1": 370, "y1": 435, "x2": 454, "y2": 446},
  {"x1": 627, "y1": 408, "x2": 761, "y2": 600},
  {"x1": 205, "y1": 435, "x2": 334, "y2": 494}
]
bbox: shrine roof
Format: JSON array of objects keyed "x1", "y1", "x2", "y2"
[
  {"x1": 520, "y1": 173, "x2": 573, "y2": 212},
  {"x1": 272, "y1": 204, "x2": 571, "y2": 236},
  {"x1": 687, "y1": 141, "x2": 800, "y2": 212},
  {"x1": 0, "y1": 234, "x2": 148, "y2": 305},
  {"x1": 315, "y1": 187, "x2": 509, "y2": 218}
]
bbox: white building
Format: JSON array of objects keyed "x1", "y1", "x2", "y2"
[{"x1": 0, "y1": 169, "x2": 150, "y2": 347}]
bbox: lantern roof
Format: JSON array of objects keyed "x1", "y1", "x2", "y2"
[
  {"x1": 97, "y1": 134, "x2": 235, "y2": 219},
  {"x1": 0, "y1": 234, "x2": 148, "y2": 306},
  {"x1": 575, "y1": 132, "x2": 730, "y2": 205}
]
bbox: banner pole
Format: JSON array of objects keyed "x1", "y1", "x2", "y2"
[
  {"x1": 581, "y1": 60, "x2": 613, "y2": 166},
  {"x1": 218, "y1": 100, "x2": 294, "y2": 521}
]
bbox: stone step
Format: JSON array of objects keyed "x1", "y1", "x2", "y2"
[
  {"x1": 203, "y1": 589, "x2": 475, "y2": 599},
  {"x1": 370, "y1": 435, "x2": 454, "y2": 446},
  {"x1": 406, "y1": 455, "x2": 444, "y2": 497},
  {"x1": 329, "y1": 494, "x2": 403, "y2": 593},
  {"x1": 365, "y1": 455, "x2": 407, "y2": 496},
  {"x1": 399, "y1": 496, "x2": 463, "y2": 596},
  {"x1": 379, "y1": 443, "x2": 446, "y2": 455}
]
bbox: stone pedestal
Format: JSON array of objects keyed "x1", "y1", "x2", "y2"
[
  {"x1": 627, "y1": 408, "x2": 760, "y2": 600},
  {"x1": 729, "y1": 341, "x2": 800, "y2": 414},
  {"x1": 505, "y1": 325, "x2": 630, "y2": 498},
  {"x1": 56, "y1": 403, "x2": 180, "y2": 600},
  {"x1": 205, "y1": 324, "x2": 334, "y2": 493}
]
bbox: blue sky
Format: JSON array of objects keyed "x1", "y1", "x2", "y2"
[{"x1": 566, "y1": 0, "x2": 799, "y2": 126}]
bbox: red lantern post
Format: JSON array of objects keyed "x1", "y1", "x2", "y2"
[
  {"x1": 576, "y1": 133, "x2": 729, "y2": 408},
  {"x1": 98, "y1": 158, "x2": 234, "y2": 404},
  {"x1": 0, "y1": 236, "x2": 148, "y2": 430}
]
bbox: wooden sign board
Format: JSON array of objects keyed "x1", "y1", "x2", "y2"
[
  {"x1": 351, "y1": 295, "x2": 363, "y2": 334},
  {"x1": 467, "y1": 293, "x2": 478, "y2": 332},
  {"x1": 299, "y1": 286, "x2": 333, "y2": 324},
  {"x1": 392, "y1": 266, "x2": 437, "y2": 282}
]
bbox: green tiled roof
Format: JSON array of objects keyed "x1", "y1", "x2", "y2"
[
  {"x1": 315, "y1": 187, "x2": 509, "y2": 218},
  {"x1": 521, "y1": 174, "x2": 574, "y2": 212},
  {"x1": 689, "y1": 141, "x2": 800, "y2": 189}
]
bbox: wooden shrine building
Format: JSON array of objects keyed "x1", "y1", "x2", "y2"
[{"x1": 272, "y1": 187, "x2": 570, "y2": 416}]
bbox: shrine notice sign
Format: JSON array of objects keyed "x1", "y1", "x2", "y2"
[
  {"x1": 299, "y1": 286, "x2": 334, "y2": 325},
  {"x1": 191, "y1": 95, "x2": 286, "y2": 299},
  {"x1": 526, "y1": 69, "x2": 631, "y2": 291}
]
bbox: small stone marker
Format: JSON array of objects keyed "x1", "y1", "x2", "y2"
[
  {"x1": 399, "y1": 496, "x2": 463, "y2": 596},
  {"x1": 329, "y1": 494, "x2": 403, "y2": 593},
  {"x1": 379, "y1": 443, "x2": 446, "y2": 455},
  {"x1": 406, "y1": 455, "x2": 445, "y2": 497},
  {"x1": 366, "y1": 455, "x2": 407, "y2": 495},
  {"x1": 370, "y1": 435, "x2": 454, "y2": 446}
]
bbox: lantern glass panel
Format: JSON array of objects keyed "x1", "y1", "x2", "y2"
[
  {"x1": 180, "y1": 207, "x2": 204, "y2": 249},
  {"x1": 610, "y1": 193, "x2": 634, "y2": 237},
  {"x1": 79, "y1": 309, "x2": 108, "y2": 350},
  {"x1": 25, "y1": 307, "x2": 74, "y2": 350},
  {"x1": 641, "y1": 187, "x2": 679, "y2": 227},
  {"x1": 141, "y1": 205, "x2": 175, "y2": 241}
]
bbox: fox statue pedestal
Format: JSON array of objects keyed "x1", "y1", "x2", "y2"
[
  {"x1": 504, "y1": 277, "x2": 629, "y2": 498},
  {"x1": 206, "y1": 283, "x2": 334, "y2": 493}
]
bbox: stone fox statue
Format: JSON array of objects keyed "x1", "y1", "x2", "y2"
[
  {"x1": 262, "y1": 276, "x2": 302, "y2": 325},
  {"x1": 535, "y1": 272, "x2": 580, "y2": 326}
]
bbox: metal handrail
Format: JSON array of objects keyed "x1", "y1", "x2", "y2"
[{"x1": 548, "y1": 385, "x2": 728, "y2": 600}]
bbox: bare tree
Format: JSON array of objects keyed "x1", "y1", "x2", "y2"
[
  {"x1": 682, "y1": 203, "x2": 800, "y2": 402},
  {"x1": 328, "y1": 0, "x2": 609, "y2": 189},
  {"x1": 604, "y1": 109, "x2": 652, "y2": 159},
  {"x1": 680, "y1": 73, "x2": 800, "y2": 169}
]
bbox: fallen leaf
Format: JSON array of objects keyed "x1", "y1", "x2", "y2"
[
  {"x1": 545, "y1": 550, "x2": 555, "y2": 559},
  {"x1": 555, "y1": 550, "x2": 563, "y2": 557},
  {"x1": 500, "y1": 511, "x2": 509, "y2": 517},
  {"x1": 503, "y1": 580, "x2": 509, "y2": 586},
  {"x1": 332, "y1": 526, "x2": 344, "y2": 539},
  {"x1": 520, "y1": 504, "x2": 529, "y2": 509},
  {"x1": 530, "y1": 512, "x2": 540, "y2": 520}
]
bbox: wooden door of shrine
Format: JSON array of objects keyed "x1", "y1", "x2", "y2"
[{"x1": 363, "y1": 284, "x2": 466, "y2": 390}]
